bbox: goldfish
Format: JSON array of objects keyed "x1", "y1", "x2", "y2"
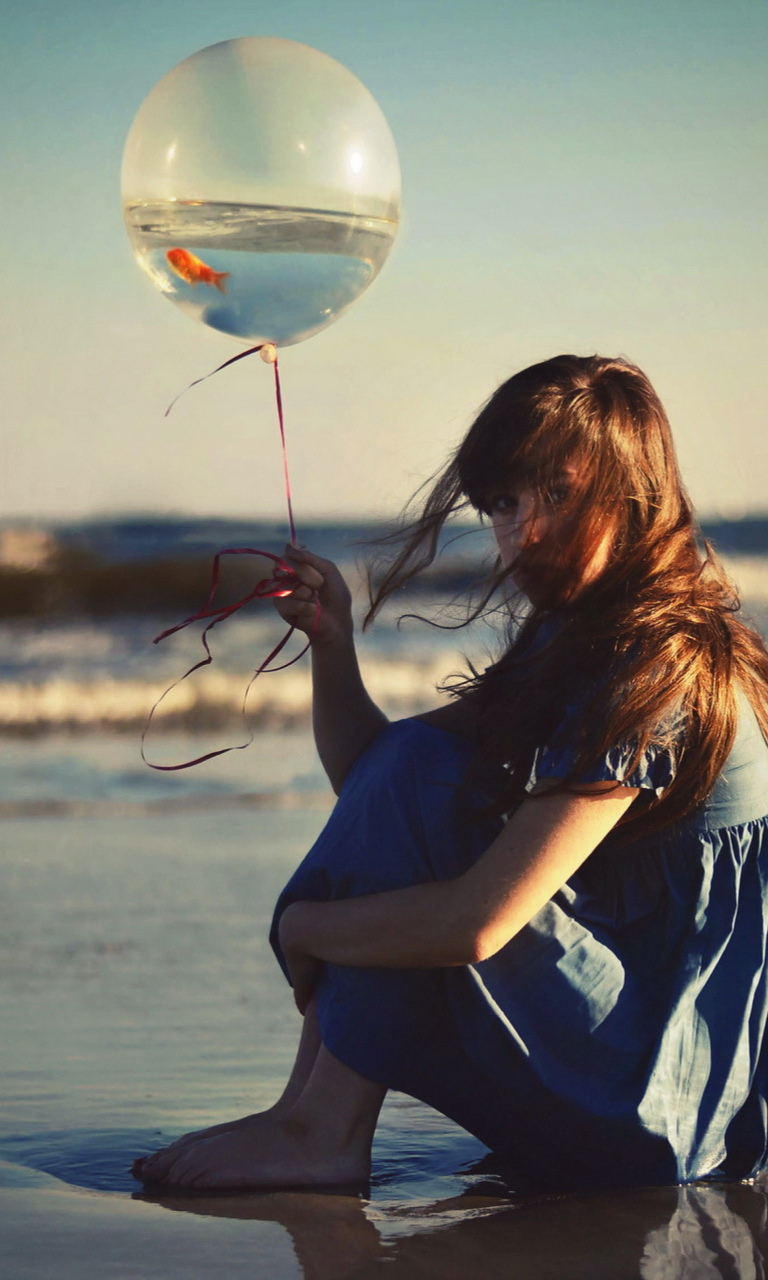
[{"x1": 166, "y1": 248, "x2": 230, "y2": 294}]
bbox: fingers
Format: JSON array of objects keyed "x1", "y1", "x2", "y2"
[
  {"x1": 281, "y1": 545, "x2": 335, "y2": 591},
  {"x1": 283, "y1": 583, "x2": 315, "y2": 606},
  {"x1": 271, "y1": 547, "x2": 321, "y2": 630},
  {"x1": 273, "y1": 545, "x2": 351, "y2": 642},
  {"x1": 272, "y1": 593, "x2": 318, "y2": 638},
  {"x1": 283, "y1": 543, "x2": 331, "y2": 569}
]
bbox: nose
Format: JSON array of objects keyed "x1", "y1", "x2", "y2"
[{"x1": 516, "y1": 492, "x2": 548, "y2": 547}]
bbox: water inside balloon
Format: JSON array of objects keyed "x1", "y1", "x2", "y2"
[{"x1": 125, "y1": 200, "x2": 397, "y2": 345}]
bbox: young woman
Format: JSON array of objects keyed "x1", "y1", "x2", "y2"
[{"x1": 134, "y1": 354, "x2": 768, "y2": 1192}]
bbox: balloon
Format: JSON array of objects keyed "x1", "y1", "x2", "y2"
[{"x1": 121, "y1": 37, "x2": 401, "y2": 347}]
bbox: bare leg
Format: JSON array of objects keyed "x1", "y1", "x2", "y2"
[
  {"x1": 135, "y1": 1041, "x2": 386, "y2": 1190},
  {"x1": 141, "y1": 1000, "x2": 324, "y2": 1159}
]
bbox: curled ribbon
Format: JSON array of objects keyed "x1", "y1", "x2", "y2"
[{"x1": 141, "y1": 345, "x2": 313, "y2": 770}]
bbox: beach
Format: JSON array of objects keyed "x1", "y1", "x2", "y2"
[
  {"x1": 4, "y1": 0, "x2": 766, "y2": 1252},
  {"x1": 3, "y1": 527, "x2": 768, "y2": 1276},
  {"x1": 5, "y1": 787, "x2": 768, "y2": 1278},
  {"x1": 8, "y1": 1179, "x2": 768, "y2": 1280}
]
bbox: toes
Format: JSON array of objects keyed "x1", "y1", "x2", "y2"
[
  {"x1": 138, "y1": 1148, "x2": 177, "y2": 1183},
  {"x1": 139, "y1": 1141, "x2": 212, "y2": 1188},
  {"x1": 135, "y1": 1128, "x2": 264, "y2": 1191},
  {"x1": 162, "y1": 1152, "x2": 208, "y2": 1189},
  {"x1": 134, "y1": 1133, "x2": 195, "y2": 1182},
  {"x1": 138, "y1": 1158, "x2": 174, "y2": 1185}
]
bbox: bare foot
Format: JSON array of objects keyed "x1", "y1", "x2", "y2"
[
  {"x1": 131, "y1": 1109, "x2": 279, "y2": 1180},
  {"x1": 153, "y1": 1105, "x2": 283, "y2": 1152},
  {"x1": 137, "y1": 998, "x2": 324, "y2": 1168},
  {"x1": 133, "y1": 1114, "x2": 370, "y2": 1191}
]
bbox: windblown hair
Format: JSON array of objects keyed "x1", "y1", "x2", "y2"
[{"x1": 366, "y1": 354, "x2": 768, "y2": 838}]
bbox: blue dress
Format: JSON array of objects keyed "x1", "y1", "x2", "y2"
[{"x1": 271, "y1": 688, "x2": 768, "y2": 1191}]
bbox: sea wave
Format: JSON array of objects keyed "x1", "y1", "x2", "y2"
[
  {"x1": 0, "y1": 656, "x2": 454, "y2": 735},
  {"x1": 0, "y1": 551, "x2": 765, "y2": 737}
]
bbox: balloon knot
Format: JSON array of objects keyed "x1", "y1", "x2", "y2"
[{"x1": 260, "y1": 343, "x2": 278, "y2": 364}]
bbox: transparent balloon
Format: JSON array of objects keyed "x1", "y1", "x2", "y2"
[{"x1": 121, "y1": 37, "x2": 401, "y2": 347}]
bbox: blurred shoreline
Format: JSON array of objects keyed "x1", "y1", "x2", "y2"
[
  {"x1": 1, "y1": 515, "x2": 767, "y2": 737},
  {"x1": 0, "y1": 656, "x2": 453, "y2": 737},
  {"x1": 0, "y1": 515, "x2": 485, "y2": 621},
  {"x1": 2, "y1": 513, "x2": 767, "y2": 620}
]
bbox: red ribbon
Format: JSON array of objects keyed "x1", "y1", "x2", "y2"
[
  {"x1": 142, "y1": 346, "x2": 312, "y2": 770},
  {"x1": 164, "y1": 343, "x2": 297, "y2": 544}
]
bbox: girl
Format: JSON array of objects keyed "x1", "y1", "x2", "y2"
[{"x1": 135, "y1": 354, "x2": 768, "y2": 1192}]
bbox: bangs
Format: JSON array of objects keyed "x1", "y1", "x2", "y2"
[
  {"x1": 456, "y1": 384, "x2": 596, "y2": 515},
  {"x1": 458, "y1": 433, "x2": 524, "y2": 512},
  {"x1": 461, "y1": 434, "x2": 594, "y2": 516}
]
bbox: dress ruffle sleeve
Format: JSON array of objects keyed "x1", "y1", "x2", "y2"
[{"x1": 530, "y1": 700, "x2": 681, "y2": 797}]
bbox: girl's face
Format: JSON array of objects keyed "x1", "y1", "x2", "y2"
[{"x1": 487, "y1": 463, "x2": 611, "y2": 603}]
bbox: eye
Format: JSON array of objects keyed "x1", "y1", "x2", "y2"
[
  {"x1": 483, "y1": 492, "x2": 517, "y2": 515},
  {"x1": 546, "y1": 486, "x2": 570, "y2": 507}
]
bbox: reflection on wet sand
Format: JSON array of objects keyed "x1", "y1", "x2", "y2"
[
  {"x1": 139, "y1": 1180, "x2": 768, "y2": 1279},
  {"x1": 640, "y1": 1184, "x2": 768, "y2": 1280},
  {"x1": 139, "y1": 1189, "x2": 384, "y2": 1280}
]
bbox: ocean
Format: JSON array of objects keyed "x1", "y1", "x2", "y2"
[
  {"x1": 3, "y1": 516, "x2": 768, "y2": 1277},
  {"x1": 3, "y1": 513, "x2": 767, "y2": 749}
]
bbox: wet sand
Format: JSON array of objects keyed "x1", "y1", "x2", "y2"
[
  {"x1": 3, "y1": 774, "x2": 768, "y2": 1276},
  {"x1": 4, "y1": 1174, "x2": 768, "y2": 1278}
]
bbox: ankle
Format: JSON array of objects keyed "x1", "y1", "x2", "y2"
[{"x1": 282, "y1": 1098, "x2": 376, "y2": 1157}]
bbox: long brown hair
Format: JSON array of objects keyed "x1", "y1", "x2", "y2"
[{"x1": 366, "y1": 354, "x2": 768, "y2": 837}]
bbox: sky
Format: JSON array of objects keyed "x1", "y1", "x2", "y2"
[{"x1": 1, "y1": 0, "x2": 766, "y2": 524}]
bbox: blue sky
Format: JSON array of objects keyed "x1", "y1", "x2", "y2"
[{"x1": 2, "y1": 0, "x2": 766, "y2": 522}]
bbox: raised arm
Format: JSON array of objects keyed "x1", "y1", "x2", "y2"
[
  {"x1": 279, "y1": 780, "x2": 639, "y2": 1010},
  {"x1": 274, "y1": 546, "x2": 388, "y2": 793}
]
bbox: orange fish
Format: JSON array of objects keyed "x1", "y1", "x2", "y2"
[{"x1": 166, "y1": 248, "x2": 230, "y2": 294}]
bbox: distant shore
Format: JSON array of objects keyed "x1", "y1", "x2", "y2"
[
  {"x1": 1, "y1": 516, "x2": 767, "y2": 739},
  {"x1": 0, "y1": 513, "x2": 766, "y2": 620},
  {"x1": 0, "y1": 516, "x2": 485, "y2": 621}
]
